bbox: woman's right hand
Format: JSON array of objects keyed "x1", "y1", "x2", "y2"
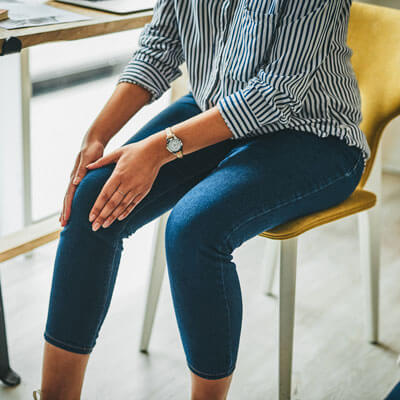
[
  {"x1": 58, "y1": 82, "x2": 152, "y2": 227},
  {"x1": 60, "y1": 140, "x2": 105, "y2": 227}
]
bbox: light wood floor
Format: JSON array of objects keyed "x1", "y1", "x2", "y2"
[{"x1": 1, "y1": 172, "x2": 400, "y2": 400}]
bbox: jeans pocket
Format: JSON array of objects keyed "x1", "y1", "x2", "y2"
[{"x1": 347, "y1": 151, "x2": 365, "y2": 188}]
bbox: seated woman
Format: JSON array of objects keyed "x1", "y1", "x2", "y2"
[{"x1": 33, "y1": 0, "x2": 370, "y2": 399}]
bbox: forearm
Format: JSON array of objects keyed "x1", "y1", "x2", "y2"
[
  {"x1": 83, "y1": 82, "x2": 152, "y2": 147},
  {"x1": 144, "y1": 106, "x2": 234, "y2": 166}
]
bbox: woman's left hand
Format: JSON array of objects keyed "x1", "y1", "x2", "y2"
[{"x1": 86, "y1": 140, "x2": 163, "y2": 231}]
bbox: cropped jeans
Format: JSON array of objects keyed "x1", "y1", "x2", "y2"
[{"x1": 44, "y1": 91, "x2": 365, "y2": 380}]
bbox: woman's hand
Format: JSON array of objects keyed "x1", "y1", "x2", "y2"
[
  {"x1": 60, "y1": 140, "x2": 105, "y2": 227},
  {"x1": 85, "y1": 139, "x2": 164, "y2": 231}
]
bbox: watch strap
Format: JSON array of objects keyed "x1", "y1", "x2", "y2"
[
  {"x1": 176, "y1": 149, "x2": 183, "y2": 158},
  {"x1": 166, "y1": 126, "x2": 174, "y2": 139}
]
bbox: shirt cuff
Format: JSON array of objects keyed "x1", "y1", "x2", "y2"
[
  {"x1": 217, "y1": 85, "x2": 290, "y2": 139},
  {"x1": 118, "y1": 55, "x2": 182, "y2": 104}
]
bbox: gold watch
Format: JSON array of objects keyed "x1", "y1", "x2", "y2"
[{"x1": 165, "y1": 127, "x2": 183, "y2": 159}]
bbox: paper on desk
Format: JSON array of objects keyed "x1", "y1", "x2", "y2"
[{"x1": 0, "y1": 0, "x2": 90, "y2": 29}]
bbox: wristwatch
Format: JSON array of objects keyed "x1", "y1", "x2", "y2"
[{"x1": 165, "y1": 127, "x2": 183, "y2": 159}]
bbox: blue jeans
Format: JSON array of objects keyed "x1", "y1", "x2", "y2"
[
  {"x1": 44, "y1": 91, "x2": 364, "y2": 380},
  {"x1": 385, "y1": 382, "x2": 400, "y2": 400}
]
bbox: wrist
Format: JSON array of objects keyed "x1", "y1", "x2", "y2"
[
  {"x1": 82, "y1": 131, "x2": 108, "y2": 149},
  {"x1": 144, "y1": 130, "x2": 177, "y2": 167}
]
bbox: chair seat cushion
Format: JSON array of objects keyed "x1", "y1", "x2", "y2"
[{"x1": 259, "y1": 189, "x2": 377, "y2": 240}]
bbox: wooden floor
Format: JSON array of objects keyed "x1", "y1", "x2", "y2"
[{"x1": 1, "y1": 172, "x2": 400, "y2": 400}]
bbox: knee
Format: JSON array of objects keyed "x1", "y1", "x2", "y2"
[
  {"x1": 66, "y1": 165, "x2": 116, "y2": 235},
  {"x1": 165, "y1": 203, "x2": 228, "y2": 268}
]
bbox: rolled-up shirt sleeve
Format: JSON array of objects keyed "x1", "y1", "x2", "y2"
[
  {"x1": 217, "y1": 0, "x2": 342, "y2": 139},
  {"x1": 118, "y1": 0, "x2": 185, "y2": 104}
]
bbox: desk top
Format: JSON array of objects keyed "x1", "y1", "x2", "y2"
[{"x1": 0, "y1": 1, "x2": 152, "y2": 55}]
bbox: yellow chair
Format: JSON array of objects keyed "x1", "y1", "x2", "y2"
[
  {"x1": 139, "y1": 3, "x2": 400, "y2": 400},
  {"x1": 258, "y1": 2, "x2": 400, "y2": 399}
]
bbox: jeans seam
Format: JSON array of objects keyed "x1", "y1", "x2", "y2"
[
  {"x1": 219, "y1": 255, "x2": 233, "y2": 373},
  {"x1": 225, "y1": 152, "x2": 364, "y2": 245},
  {"x1": 341, "y1": 148, "x2": 365, "y2": 178},
  {"x1": 92, "y1": 241, "x2": 122, "y2": 346},
  {"x1": 44, "y1": 331, "x2": 93, "y2": 352},
  {"x1": 187, "y1": 360, "x2": 236, "y2": 377}
]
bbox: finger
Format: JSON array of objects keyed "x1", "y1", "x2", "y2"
[
  {"x1": 60, "y1": 184, "x2": 71, "y2": 225},
  {"x1": 89, "y1": 175, "x2": 121, "y2": 230},
  {"x1": 69, "y1": 153, "x2": 81, "y2": 181},
  {"x1": 95, "y1": 185, "x2": 128, "y2": 228},
  {"x1": 118, "y1": 193, "x2": 145, "y2": 221},
  {"x1": 61, "y1": 183, "x2": 77, "y2": 226},
  {"x1": 101, "y1": 191, "x2": 138, "y2": 228},
  {"x1": 60, "y1": 193, "x2": 66, "y2": 224},
  {"x1": 86, "y1": 150, "x2": 120, "y2": 170},
  {"x1": 61, "y1": 189, "x2": 68, "y2": 224},
  {"x1": 72, "y1": 163, "x2": 88, "y2": 185},
  {"x1": 61, "y1": 155, "x2": 81, "y2": 224}
]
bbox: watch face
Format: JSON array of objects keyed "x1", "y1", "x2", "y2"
[{"x1": 167, "y1": 137, "x2": 182, "y2": 152}]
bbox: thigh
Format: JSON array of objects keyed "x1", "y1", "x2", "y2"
[{"x1": 166, "y1": 129, "x2": 365, "y2": 253}]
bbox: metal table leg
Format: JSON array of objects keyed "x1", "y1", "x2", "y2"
[
  {"x1": 0, "y1": 49, "x2": 31, "y2": 387},
  {"x1": 0, "y1": 274, "x2": 21, "y2": 386}
]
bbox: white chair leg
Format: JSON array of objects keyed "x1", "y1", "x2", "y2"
[
  {"x1": 262, "y1": 239, "x2": 281, "y2": 296},
  {"x1": 139, "y1": 211, "x2": 170, "y2": 353},
  {"x1": 278, "y1": 237, "x2": 298, "y2": 400},
  {"x1": 358, "y1": 206, "x2": 381, "y2": 344},
  {"x1": 358, "y1": 140, "x2": 382, "y2": 344}
]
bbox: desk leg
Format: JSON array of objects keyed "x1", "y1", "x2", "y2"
[
  {"x1": 0, "y1": 49, "x2": 32, "y2": 234},
  {"x1": 0, "y1": 273, "x2": 21, "y2": 386},
  {"x1": 21, "y1": 48, "x2": 33, "y2": 230},
  {"x1": 0, "y1": 53, "x2": 25, "y2": 235},
  {"x1": 0, "y1": 50, "x2": 29, "y2": 387}
]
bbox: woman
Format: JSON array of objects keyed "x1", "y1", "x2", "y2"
[{"x1": 33, "y1": 0, "x2": 370, "y2": 398}]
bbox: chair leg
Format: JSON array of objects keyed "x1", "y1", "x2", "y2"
[
  {"x1": 278, "y1": 237, "x2": 298, "y2": 400},
  {"x1": 262, "y1": 239, "x2": 280, "y2": 296},
  {"x1": 358, "y1": 206, "x2": 380, "y2": 344},
  {"x1": 139, "y1": 211, "x2": 169, "y2": 353},
  {"x1": 0, "y1": 273, "x2": 21, "y2": 386}
]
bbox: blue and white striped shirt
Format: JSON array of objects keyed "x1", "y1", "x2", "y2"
[{"x1": 118, "y1": 0, "x2": 371, "y2": 164}]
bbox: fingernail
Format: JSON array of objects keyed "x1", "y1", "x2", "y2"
[
  {"x1": 73, "y1": 177, "x2": 80, "y2": 185},
  {"x1": 117, "y1": 215, "x2": 125, "y2": 221},
  {"x1": 102, "y1": 219, "x2": 111, "y2": 228},
  {"x1": 92, "y1": 222, "x2": 100, "y2": 231},
  {"x1": 89, "y1": 213, "x2": 96, "y2": 222}
]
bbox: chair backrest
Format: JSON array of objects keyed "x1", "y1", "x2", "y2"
[{"x1": 347, "y1": 2, "x2": 400, "y2": 188}]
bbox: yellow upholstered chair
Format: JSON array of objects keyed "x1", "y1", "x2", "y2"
[
  {"x1": 258, "y1": 2, "x2": 400, "y2": 399},
  {"x1": 139, "y1": 3, "x2": 400, "y2": 400}
]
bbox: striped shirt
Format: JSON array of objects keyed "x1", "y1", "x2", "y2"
[{"x1": 118, "y1": 0, "x2": 371, "y2": 165}]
